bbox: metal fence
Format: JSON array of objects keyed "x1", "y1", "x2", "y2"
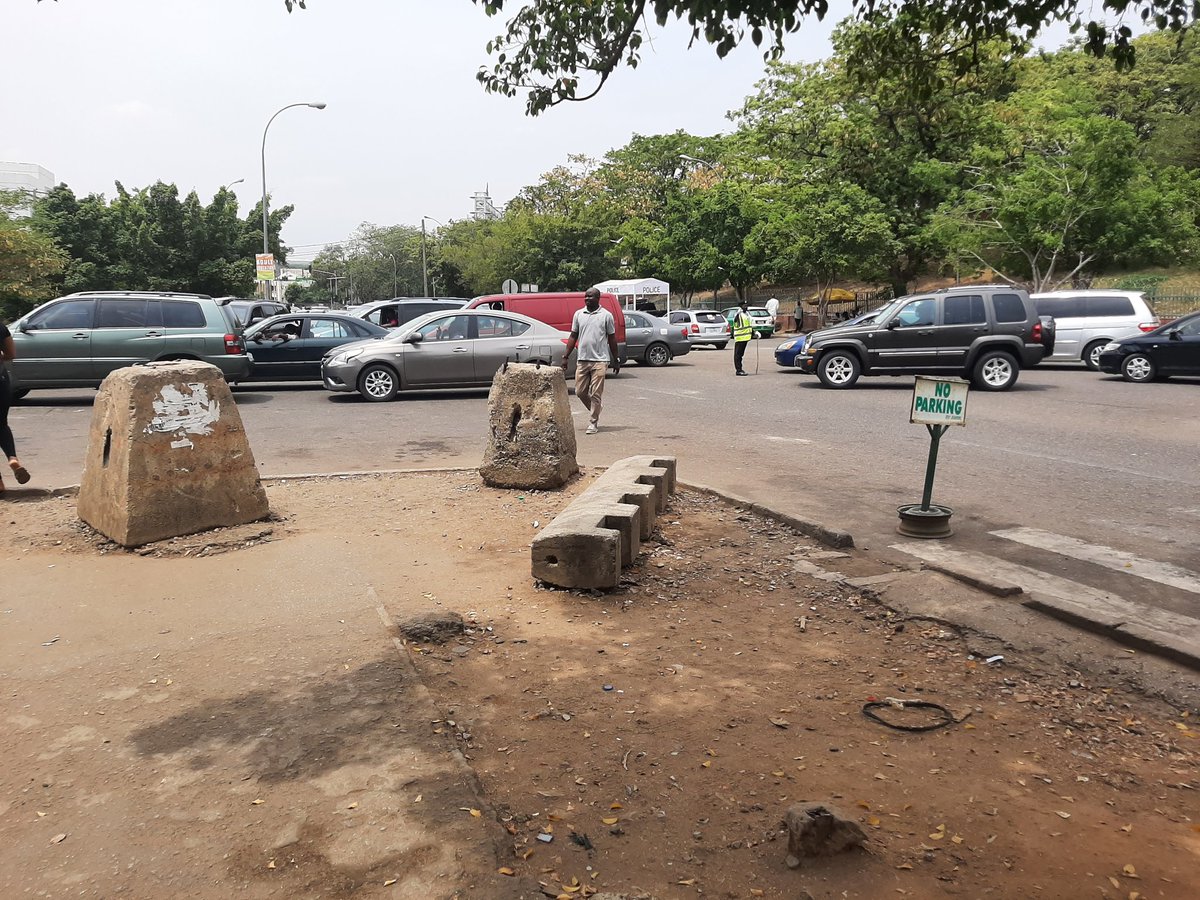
[{"x1": 1151, "y1": 294, "x2": 1200, "y2": 320}]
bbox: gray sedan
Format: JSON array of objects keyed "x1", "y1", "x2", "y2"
[
  {"x1": 623, "y1": 311, "x2": 692, "y2": 367},
  {"x1": 321, "y1": 308, "x2": 574, "y2": 401}
]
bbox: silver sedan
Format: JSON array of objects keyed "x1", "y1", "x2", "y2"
[
  {"x1": 623, "y1": 311, "x2": 692, "y2": 366},
  {"x1": 321, "y1": 308, "x2": 574, "y2": 401}
]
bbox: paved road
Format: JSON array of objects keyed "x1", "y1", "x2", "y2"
[{"x1": 10, "y1": 337, "x2": 1200, "y2": 623}]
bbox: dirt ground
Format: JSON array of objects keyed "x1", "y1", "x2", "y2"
[{"x1": 1, "y1": 472, "x2": 1197, "y2": 899}]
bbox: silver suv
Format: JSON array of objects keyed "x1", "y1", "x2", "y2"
[
  {"x1": 6, "y1": 291, "x2": 251, "y2": 398},
  {"x1": 1031, "y1": 290, "x2": 1159, "y2": 369}
]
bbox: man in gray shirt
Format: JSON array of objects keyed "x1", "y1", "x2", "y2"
[{"x1": 563, "y1": 288, "x2": 620, "y2": 434}]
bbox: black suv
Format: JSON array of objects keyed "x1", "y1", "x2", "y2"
[{"x1": 794, "y1": 286, "x2": 1055, "y2": 391}]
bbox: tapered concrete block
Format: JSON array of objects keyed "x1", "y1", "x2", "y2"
[
  {"x1": 480, "y1": 362, "x2": 578, "y2": 490},
  {"x1": 77, "y1": 361, "x2": 269, "y2": 547},
  {"x1": 532, "y1": 456, "x2": 676, "y2": 590}
]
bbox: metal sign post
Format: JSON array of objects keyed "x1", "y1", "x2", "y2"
[{"x1": 898, "y1": 376, "x2": 969, "y2": 538}]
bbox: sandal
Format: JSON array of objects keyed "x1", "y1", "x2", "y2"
[{"x1": 9, "y1": 461, "x2": 29, "y2": 484}]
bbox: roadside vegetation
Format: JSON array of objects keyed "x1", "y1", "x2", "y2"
[{"x1": 4, "y1": 21, "x2": 1198, "y2": 319}]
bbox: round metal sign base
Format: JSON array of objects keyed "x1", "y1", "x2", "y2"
[{"x1": 897, "y1": 503, "x2": 954, "y2": 539}]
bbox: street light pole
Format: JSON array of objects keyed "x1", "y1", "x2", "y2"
[
  {"x1": 221, "y1": 178, "x2": 245, "y2": 193},
  {"x1": 387, "y1": 252, "x2": 398, "y2": 297},
  {"x1": 261, "y1": 101, "x2": 326, "y2": 302}
]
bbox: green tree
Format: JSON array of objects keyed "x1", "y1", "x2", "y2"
[
  {"x1": 932, "y1": 103, "x2": 1200, "y2": 289},
  {"x1": 734, "y1": 18, "x2": 1018, "y2": 294},
  {"x1": 30, "y1": 182, "x2": 291, "y2": 298},
  {"x1": 747, "y1": 181, "x2": 897, "y2": 323},
  {"x1": 0, "y1": 193, "x2": 67, "y2": 320},
  {"x1": 455, "y1": 1, "x2": 1193, "y2": 115}
]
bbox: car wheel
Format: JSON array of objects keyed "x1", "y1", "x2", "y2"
[
  {"x1": 1082, "y1": 340, "x2": 1108, "y2": 371},
  {"x1": 715, "y1": 342, "x2": 728, "y2": 350},
  {"x1": 10, "y1": 388, "x2": 30, "y2": 401},
  {"x1": 816, "y1": 350, "x2": 861, "y2": 388},
  {"x1": 972, "y1": 351, "x2": 1019, "y2": 391},
  {"x1": 358, "y1": 364, "x2": 400, "y2": 401},
  {"x1": 645, "y1": 343, "x2": 671, "y2": 367},
  {"x1": 1120, "y1": 353, "x2": 1156, "y2": 383}
]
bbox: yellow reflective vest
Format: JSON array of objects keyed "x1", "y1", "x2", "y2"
[{"x1": 732, "y1": 309, "x2": 753, "y2": 342}]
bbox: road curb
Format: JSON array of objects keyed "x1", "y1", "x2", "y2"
[
  {"x1": 679, "y1": 479, "x2": 855, "y2": 549},
  {"x1": 918, "y1": 559, "x2": 1024, "y2": 597},
  {"x1": 1023, "y1": 594, "x2": 1200, "y2": 670}
]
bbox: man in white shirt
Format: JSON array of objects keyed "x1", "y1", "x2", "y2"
[{"x1": 563, "y1": 289, "x2": 620, "y2": 434}]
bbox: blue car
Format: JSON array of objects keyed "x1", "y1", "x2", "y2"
[{"x1": 775, "y1": 310, "x2": 882, "y2": 367}]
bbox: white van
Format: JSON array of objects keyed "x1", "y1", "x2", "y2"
[{"x1": 1031, "y1": 290, "x2": 1159, "y2": 369}]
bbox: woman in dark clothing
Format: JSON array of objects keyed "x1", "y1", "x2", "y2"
[{"x1": 0, "y1": 320, "x2": 31, "y2": 493}]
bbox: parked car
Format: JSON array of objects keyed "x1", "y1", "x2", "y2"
[
  {"x1": 242, "y1": 313, "x2": 388, "y2": 381},
  {"x1": 793, "y1": 285, "x2": 1055, "y2": 391},
  {"x1": 355, "y1": 298, "x2": 467, "y2": 330},
  {"x1": 1096, "y1": 310, "x2": 1200, "y2": 382},
  {"x1": 667, "y1": 309, "x2": 731, "y2": 349},
  {"x1": 623, "y1": 311, "x2": 691, "y2": 366},
  {"x1": 465, "y1": 292, "x2": 627, "y2": 363},
  {"x1": 1031, "y1": 290, "x2": 1159, "y2": 369},
  {"x1": 6, "y1": 291, "x2": 250, "y2": 397},
  {"x1": 322, "y1": 308, "x2": 574, "y2": 401},
  {"x1": 722, "y1": 306, "x2": 776, "y2": 337},
  {"x1": 223, "y1": 298, "x2": 289, "y2": 327},
  {"x1": 775, "y1": 310, "x2": 885, "y2": 367}
]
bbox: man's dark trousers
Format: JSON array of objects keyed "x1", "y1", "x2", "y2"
[{"x1": 733, "y1": 339, "x2": 750, "y2": 373}]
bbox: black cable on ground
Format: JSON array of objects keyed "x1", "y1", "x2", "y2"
[{"x1": 861, "y1": 699, "x2": 970, "y2": 733}]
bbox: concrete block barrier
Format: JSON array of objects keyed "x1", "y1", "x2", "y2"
[{"x1": 532, "y1": 456, "x2": 677, "y2": 589}]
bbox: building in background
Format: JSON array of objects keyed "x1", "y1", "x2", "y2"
[
  {"x1": 470, "y1": 188, "x2": 501, "y2": 221},
  {"x1": 0, "y1": 162, "x2": 55, "y2": 216}
]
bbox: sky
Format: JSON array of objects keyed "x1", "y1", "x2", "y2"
[{"x1": 3, "y1": 1, "x2": 1091, "y2": 260}]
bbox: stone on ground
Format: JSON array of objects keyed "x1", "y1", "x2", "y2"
[
  {"x1": 77, "y1": 361, "x2": 268, "y2": 547},
  {"x1": 784, "y1": 802, "x2": 867, "y2": 868},
  {"x1": 397, "y1": 611, "x2": 464, "y2": 644},
  {"x1": 480, "y1": 361, "x2": 577, "y2": 489}
]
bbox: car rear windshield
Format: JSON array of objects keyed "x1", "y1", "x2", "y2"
[
  {"x1": 749, "y1": 308, "x2": 770, "y2": 316},
  {"x1": 695, "y1": 312, "x2": 724, "y2": 323}
]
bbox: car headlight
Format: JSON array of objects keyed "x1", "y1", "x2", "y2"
[
  {"x1": 778, "y1": 339, "x2": 799, "y2": 351},
  {"x1": 1101, "y1": 342, "x2": 1119, "y2": 352},
  {"x1": 327, "y1": 349, "x2": 362, "y2": 366}
]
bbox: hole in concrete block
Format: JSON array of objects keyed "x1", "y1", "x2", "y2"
[
  {"x1": 102, "y1": 427, "x2": 112, "y2": 467},
  {"x1": 545, "y1": 554, "x2": 559, "y2": 566},
  {"x1": 508, "y1": 403, "x2": 522, "y2": 440}
]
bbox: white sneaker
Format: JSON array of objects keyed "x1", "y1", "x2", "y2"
[{"x1": 585, "y1": 423, "x2": 598, "y2": 435}]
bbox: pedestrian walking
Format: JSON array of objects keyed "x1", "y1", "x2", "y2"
[
  {"x1": 731, "y1": 298, "x2": 757, "y2": 376},
  {"x1": 0, "y1": 319, "x2": 31, "y2": 494},
  {"x1": 563, "y1": 288, "x2": 620, "y2": 434},
  {"x1": 765, "y1": 296, "x2": 780, "y2": 329}
]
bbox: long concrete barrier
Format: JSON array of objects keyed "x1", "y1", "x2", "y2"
[{"x1": 531, "y1": 456, "x2": 677, "y2": 589}]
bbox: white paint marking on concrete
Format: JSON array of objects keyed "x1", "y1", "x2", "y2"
[
  {"x1": 761, "y1": 435, "x2": 814, "y2": 445},
  {"x1": 990, "y1": 526, "x2": 1200, "y2": 596},
  {"x1": 891, "y1": 541, "x2": 1125, "y2": 607},
  {"x1": 143, "y1": 382, "x2": 220, "y2": 446},
  {"x1": 635, "y1": 387, "x2": 706, "y2": 401},
  {"x1": 891, "y1": 541, "x2": 1200, "y2": 635}
]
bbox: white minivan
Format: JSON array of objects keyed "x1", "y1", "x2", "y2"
[{"x1": 1031, "y1": 290, "x2": 1159, "y2": 369}]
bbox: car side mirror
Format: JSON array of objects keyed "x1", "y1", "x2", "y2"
[
  {"x1": 886, "y1": 319, "x2": 899, "y2": 330},
  {"x1": 1168, "y1": 328, "x2": 1182, "y2": 341},
  {"x1": 17, "y1": 321, "x2": 29, "y2": 333},
  {"x1": 405, "y1": 332, "x2": 423, "y2": 344},
  {"x1": 251, "y1": 334, "x2": 263, "y2": 344}
]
